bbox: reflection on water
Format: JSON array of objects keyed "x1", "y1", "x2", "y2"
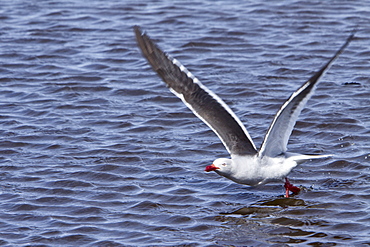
[{"x1": 229, "y1": 197, "x2": 308, "y2": 215}]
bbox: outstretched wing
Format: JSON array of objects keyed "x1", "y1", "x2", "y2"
[
  {"x1": 134, "y1": 26, "x2": 257, "y2": 155},
  {"x1": 259, "y1": 33, "x2": 354, "y2": 158}
]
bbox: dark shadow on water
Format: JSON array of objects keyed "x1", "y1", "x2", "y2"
[
  {"x1": 222, "y1": 197, "x2": 306, "y2": 215},
  {"x1": 214, "y1": 197, "x2": 310, "y2": 246}
]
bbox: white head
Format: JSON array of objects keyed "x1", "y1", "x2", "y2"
[{"x1": 204, "y1": 158, "x2": 233, "y2": 176}]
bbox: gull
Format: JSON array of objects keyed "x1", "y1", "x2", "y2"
[{"x1": 134, "y1": 26, "x2": 354, "y2": 197}]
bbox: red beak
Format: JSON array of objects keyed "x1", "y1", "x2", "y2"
[{"x1": 205, "y1": 164, "x2": 220, "y2": 172}]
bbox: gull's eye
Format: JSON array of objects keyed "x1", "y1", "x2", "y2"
[{"x1": 221, "y1": 163, "x2": 227, "y2": 166}]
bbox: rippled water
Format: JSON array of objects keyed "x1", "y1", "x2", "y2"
[{"x1": 0, "y1": 0, "x2": 369, "y2": 246}]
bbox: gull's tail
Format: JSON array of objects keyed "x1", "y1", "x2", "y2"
[{"x1": 287, "y1": 153, "x2": 333, "y2": 164}]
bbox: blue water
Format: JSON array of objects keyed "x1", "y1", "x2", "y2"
[{"x1": 0, "y1": 0, "x2": 369, "y2": 246}]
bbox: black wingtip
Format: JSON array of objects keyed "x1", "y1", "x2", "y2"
[
  {"x1": 341, "y1": 31, "x2": 356, "y2": 51},
  {"x1": 349, "y1": 30, "x2": 357, "y2": 39},
  {"x1": 305, "y1": 32, "x2": 355, "y2": 86},
  {"x1": 133, "y1": 25, "x2": 144, "y2": 41},
  {"x1": 133, "y1": 25, "x2": 142, "y2": 35}
]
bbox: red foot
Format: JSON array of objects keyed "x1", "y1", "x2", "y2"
[{"x1": 284, "y1": 178, "x2": 301, "y2": 198}]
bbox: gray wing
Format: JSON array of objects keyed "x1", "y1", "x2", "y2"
[
  {"x1": 134, "y1": 26, "x2": 257, "y2": 155},
  {"x1": 259, "y1": 33, "x2": 355, "y2": 157}
]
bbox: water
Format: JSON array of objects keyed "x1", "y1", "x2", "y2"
[{"x1": 0, "y1": 0, "x2": 369, "y2": 246}]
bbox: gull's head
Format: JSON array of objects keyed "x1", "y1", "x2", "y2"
[{"x1": 205, "y1": 158, "x2": 233, "y2": 174}]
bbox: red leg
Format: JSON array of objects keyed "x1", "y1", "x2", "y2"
[
  {"x1": 285, "y1": 186, "x2": 290, "y2": 198},
  {"x1": 284, "y1": 178, "x2": 300, "y2": 198}
]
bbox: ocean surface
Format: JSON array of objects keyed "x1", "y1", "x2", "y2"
[{"x1": 0, "y1": 0, "x2": 369, "y2": 246}]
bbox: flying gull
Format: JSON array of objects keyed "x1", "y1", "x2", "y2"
[{"x1": 134, "y1": 26, "x2": 354, "y2": 197}]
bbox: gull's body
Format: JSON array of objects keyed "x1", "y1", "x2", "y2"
[
  {"x1": 134, "y1": 26, "x2": 354, "y2": 197},
  {"x1": 215, "y1": 155, "x2": 296, "y2": 186}
]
